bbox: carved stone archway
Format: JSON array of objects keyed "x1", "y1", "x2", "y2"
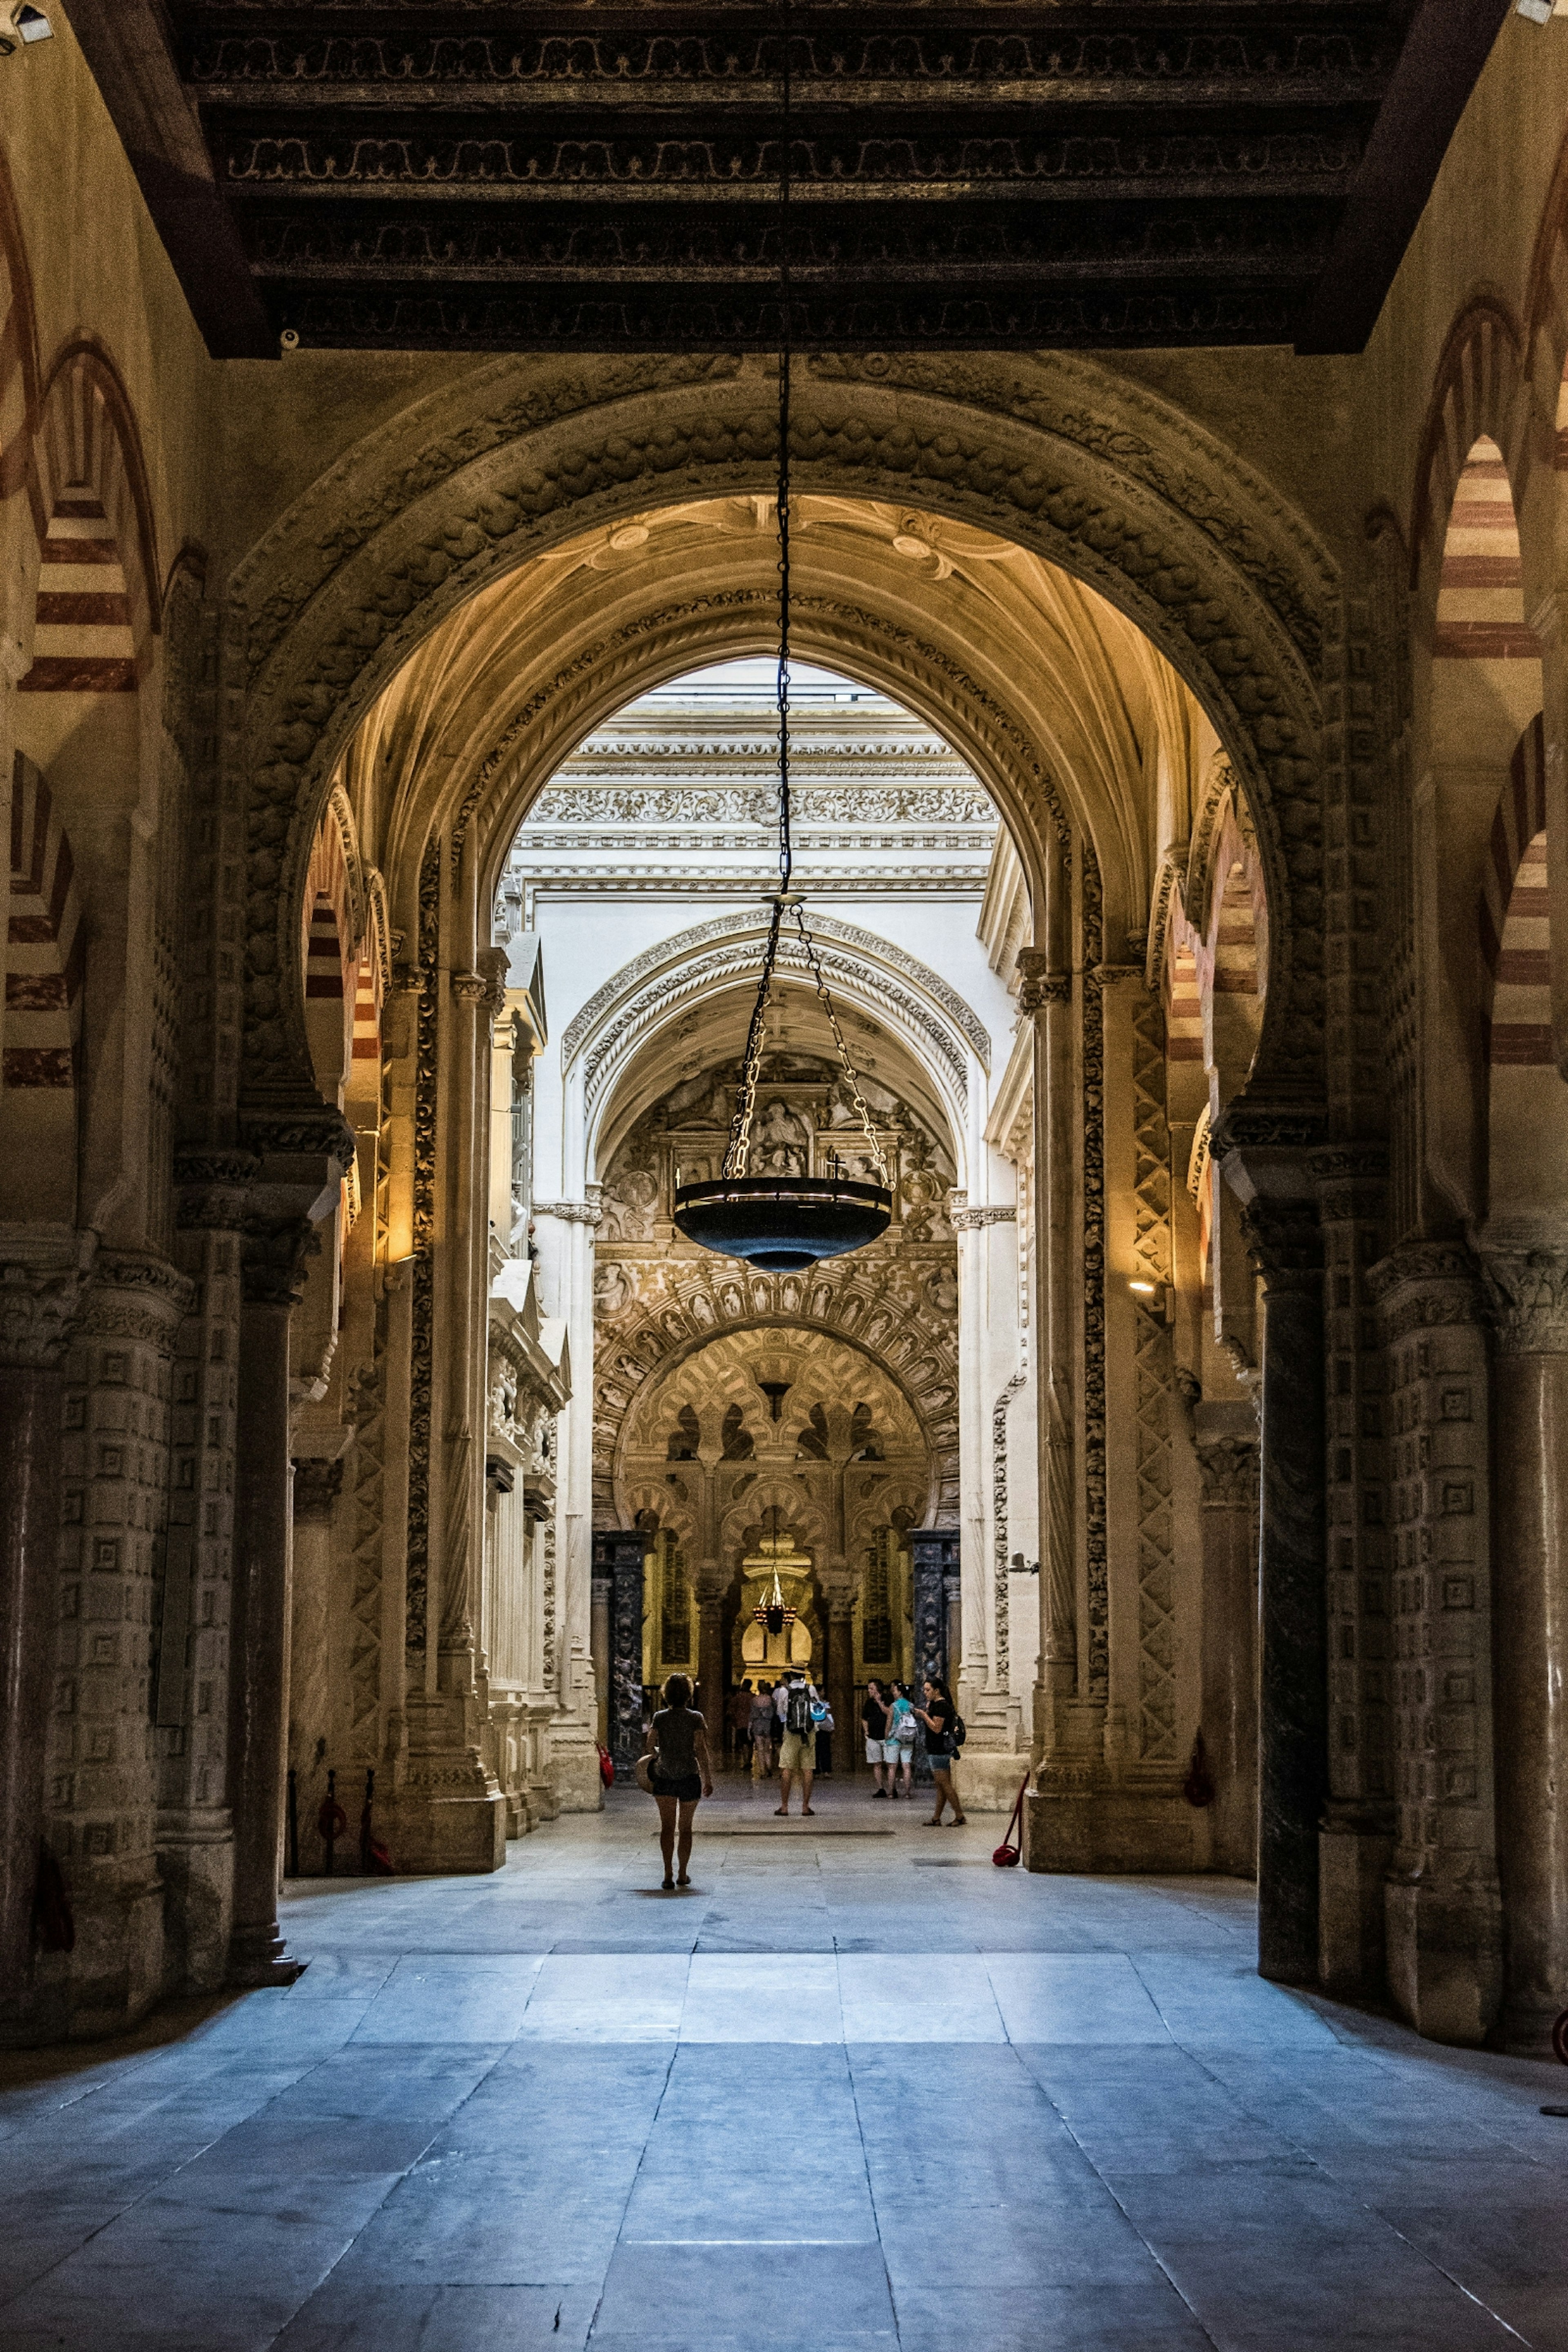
[{"x1": 232, "y1": 351, "x2": 1338, "y2": 1131}]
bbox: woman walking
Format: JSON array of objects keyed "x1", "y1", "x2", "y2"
[
  {"x1": 916, "y1": 1674, "x2": 966, "y2": 1826},
  {"x1": 887, "y1": 1682, "x2": 917, "y2": 1799},
  {"x1": 861, "y1": 1678, "x2": 893, "y2": 1796},
  {"x1": 643, "y1": 1672, "x2": 713, "y2": 1889}
]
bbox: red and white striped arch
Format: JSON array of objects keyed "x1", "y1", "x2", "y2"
[
  {"x1": 1433, "y1": 438, "x2": 1539, "y2": 666},
  {"x1": 17, "y1": 348, "x2": 157, "y2": 695},
  {"x1": 1481, "y1": 714, "x2": 1550, "y2": 1070},
  {"x1": 2, "y1": 754, "x2": 83, "y2": 1215}
]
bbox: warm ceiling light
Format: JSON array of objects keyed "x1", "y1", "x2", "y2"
[
  {"x1": 673, "y1": 1, "x2": 891, "y2": 1278},
  {"x1": 1129, "y1": 1280, "x2": 1158, "y2": 1296}
]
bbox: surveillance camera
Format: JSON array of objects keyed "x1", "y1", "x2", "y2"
[
  {"x1": 279, "y1": 327, "x2": 300, "y2": 353},
  {"x1": 9, "y1": 4, "x2": 53, "y2": 41}
]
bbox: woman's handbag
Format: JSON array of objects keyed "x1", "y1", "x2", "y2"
[
  {"x1": 992, "y1": 1769, "x2": 1031, "y2": 1867},
  {"x1": 634, "y1": 1753, "x2": 656, "y2": 1794}
]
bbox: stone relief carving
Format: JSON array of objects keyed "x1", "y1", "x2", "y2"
[{"x1": 1081, "y1": 841, "x2": 1109, "y2": 1701}]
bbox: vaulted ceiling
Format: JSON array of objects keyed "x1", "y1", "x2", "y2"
[{"x1": 73, "y1": 1, "x2": 1506, "y2": 358}]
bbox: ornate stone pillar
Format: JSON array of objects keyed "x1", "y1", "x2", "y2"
[
  {"x1": 1194, "y1": 1414, "x2": 1258, "y2": 1876},
  {"x1": 1368, "y1": 1241, "x2": 1500, "y2": 2045},
  {"x1": 536, "y1": 1195, "x2": 604, "y2": 1811},
  {"x1": 1314, "y1": 1149, "x2": 1395, "y2": 1997},
  {"x1": 695, "y1": 1579, "x2": 726, "y2": 1741},
  {"x1": 593, "y1": 1530, "x2": 647, "y2": 1781},
  {"x1": 0, "y1": 1229, "x2": 96, "y2": 2002},
  {"x1": 1481, "y1": 1236, "x2": 1568, "y2": 2047},
  {"x1": 823, "y1": 1577, "x2": 856, "y2": 1779},
  {"x1": 1240, "y1": 1194, "x2": 1327, "y2": 1985},
  {"x1": 591, "y1": 1554, "x2": 612, "y2": 1753}
]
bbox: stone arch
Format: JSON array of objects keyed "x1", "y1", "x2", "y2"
[
  {"x1": 1, "y1": 753, "x2": 84, "y2": 1217},
  {"x1": 0, "y1": 139, "x2": 41, "y2": 508},
  {"x1": 1481, "y1": 715, "x2": 1566, "y2": 1219},
  {"x1": 20, "y1": 343, "x2": 159, "y2": 678},
  {"x1": 592, "y1": 1263, "x2": 957, "y2": 1530},
  {"x1": 575, "y1": 910, "x2": 982, "y2": 1178},
  {"x1": 1410, "y1": 302, "x2": 1531, "y2": 606},
  {"x1": 232, "y1": 352, "x2": 1336, "y2": 1123}
]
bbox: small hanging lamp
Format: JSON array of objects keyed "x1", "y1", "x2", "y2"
[{"x1": 674, "y1": 4, "x2": 893, "y2": 1276}]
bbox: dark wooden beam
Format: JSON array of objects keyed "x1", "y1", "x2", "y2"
[
  {"x1": 66, "y1": 0, "x2": 276, "y2": 360},
  {"x1": 1294, "y1": 0, "x2": 1515, "y2": 352}
]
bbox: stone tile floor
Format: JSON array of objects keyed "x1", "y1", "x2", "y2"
[{"x1": 1, "y1": 1778, "x2": 1566, "y2": 2349}]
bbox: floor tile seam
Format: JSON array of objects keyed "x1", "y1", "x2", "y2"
[
  {"x1": 585, "y1": 2043, "x2": 682, "y2": 2344},
  {"x1": 1031, "y1": 2069, "x2": 1225, "y2": 2352},
  {"x1": 841, "y1": 2035, "x2": 907, "y2": 2346},
  {"x1": 1153, "y1": 2013, "x2": 1545, "y2": 2328}
]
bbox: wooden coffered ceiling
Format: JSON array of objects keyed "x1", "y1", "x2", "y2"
[{"x1": 69, "y1": 1, "x2": 1509, "y2": 360}]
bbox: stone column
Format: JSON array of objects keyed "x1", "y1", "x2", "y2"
[
  {"x1": 594, "y1": 1530, "x2": 647, "y2": 1782},
  {"x1": 1481, "y1": 1236, "x2": 1568, "y2": 2047},
  {"x1": 824, "y1": 1579, "x2": 856, "y2": 1779},
  {"x1": 1240, "y1": 1194, "x2": 1327, "y2": 1985},
  {"x1": 288, "y1": 1456, "x2": 345, "y2": 1865},
  {"x1": 695, "y1": 1582, "x2": 726, "y2": 1746},
  {"x1": 591, "y1": 1557, "x2": 612, "y2": 1753},
  {"x1": 229, "y1": 1225, "x2": 309, "y2": 1982},
  {"x1": 1366, "y1": 1243, "x2": 1500, "y2": 2042},
  {"x1": 0, "y1": 1229, "x2": 96, "y2": 2002},
  {"x1": 1194, "y1": 1415, "x2": 1258, "y2": 1876}
]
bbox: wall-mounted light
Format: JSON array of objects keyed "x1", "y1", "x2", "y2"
[
  {"x1": 0, "y1": 4, "x2": 53, "y2": 51},
  {"x1": 1128, "y1": 1279, "x2": 1158, "y2": 1297},
  {"x1": 1517, "y1": 0, "x2": 1559, "y2": 22}
]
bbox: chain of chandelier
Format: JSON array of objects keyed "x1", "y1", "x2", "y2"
[{"x1": 720, "y1": 0, "x2": 889, "y2": 1193}]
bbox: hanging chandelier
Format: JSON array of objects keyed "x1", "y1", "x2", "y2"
[
  {"x1": 753, "y1": 1511, "x2": 799, "y2": 1635},
  {"x1": 674, "y1": 5, "x2": 893, "y2": 1277}
]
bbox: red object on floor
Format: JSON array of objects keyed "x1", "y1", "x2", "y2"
[
  {"x1": 598, "y1": 1744, "x2": 616, "y2": 1789},
  {"x1": 992, "y1": 1771, "x2": 1030, "y2": 1866}
]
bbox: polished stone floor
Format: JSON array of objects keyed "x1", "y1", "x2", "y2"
[{"x1": 1, "y1": 1777, "x2": 1565, "y2": 2351}]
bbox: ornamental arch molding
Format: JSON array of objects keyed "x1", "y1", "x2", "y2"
[
  {"x1": 572, "y1": 912, "x2": 984, "y2": 1179},
  {"x1": 232, "y1": 350, "x2": 1338, "y2": 1119}
]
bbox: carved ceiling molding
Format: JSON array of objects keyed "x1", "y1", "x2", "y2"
[
  {"x1": 231, "y1": 356, "x2": 1332, "y2": 1113},
  {"x1": 565, "y1": 906, "x2": 989, "y2": 1069}
]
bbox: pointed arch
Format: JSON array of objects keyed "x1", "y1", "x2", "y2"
[
  {"x1": 2, "y1": 752, "x2": 83, "y2": 1216},
  {"x1": 18, "y1": 343, "x2": 159, "y2": 689}
]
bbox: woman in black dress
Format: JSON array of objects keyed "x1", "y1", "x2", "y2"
[
  {"x1": 643, "y1": 1672, "x2": 714, "y2": 1888},
  {"x1": 916, "y1": 1674, "x2": 967, "y2": 1826}
]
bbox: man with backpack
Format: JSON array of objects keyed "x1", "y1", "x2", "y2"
[{"x1": 775, "y1": 1671, "x2": 821, "y2": 1817}]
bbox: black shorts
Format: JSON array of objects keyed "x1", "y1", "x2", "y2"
[{"x1": 650, "y1": 1772, "x2": 702, "y2": 1802}]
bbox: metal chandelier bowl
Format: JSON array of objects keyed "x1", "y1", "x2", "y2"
[{"x1": 673, "y1": 1175, "x2": 893, "y2": 1273}]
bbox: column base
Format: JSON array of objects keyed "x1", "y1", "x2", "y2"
[
  {"x1": 1318, "y1": 1815, "x2": 1395, "y2": 1996},
  {"x1": 1384, "y1": 1870, "x2": 1502, "y2": 2047},
  {"x1": 228, "y1": 1922, "x2": 307, "y2": 1988},
  {"x1": 951, "y1": 1749, "x2": 1033, "y2": 1813},
  {"x1": 156, "y1": 1815, "x2": 234, "y2": 1994},
  {"x1": 1023, "y1": 1786, "x2": 1214, "y2": 1873},
  {"x1": 389, "y1": 1788, "x2": 508, "y2": 1875},
  {"x1": 546, "y1": 1720, "x2": 607, "y2": 1813}
]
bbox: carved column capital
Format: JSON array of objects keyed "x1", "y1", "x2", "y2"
[
  {"x1": 952, "y1": 1205, "x2": 1017, "y2": 1232},
  {"x1": 174, "y1": 1149, "x2": 259, "y2": 1232},
  {"x1": 1479, "y1": 1242, "x2": 1568, "y2": 1356},
  {"x1": 1195, "y1": 1434, "x2": 1259, "y2": 1509},
  {"x1": 292, "y1": 1457, "x2": 345, "y2": 1521},
  {"x1": 535, "y1": 1199, "x2": 603, "y2": 1227},
  {"x1": 1240, "y1": 1197, "x2": 1322, "y2": 1293},
  {"x1": 241, "y1": 1215, "x2": 319, "y2": 1310},
  {"x1": 0, "y1": 1226, "x2": 98, "y2": 1369},
  {"x1": 1013, "y1": 948, "x2": 1071, "y2": 1017},
  {"x1": 85, "y1": 1248, "x2": 197, "y2": 1352},
  {"x1": 1366, "y1": 1240, "x2": 1487, "y2": 1343}
]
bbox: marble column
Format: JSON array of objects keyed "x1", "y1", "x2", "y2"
[
  {"x1": 591, "y1": 1558, "x2": 612, "y2": 1753},
  {"x1": 1194, "y1": 1416, "x2": 1259, "y2": 1877},
  {"x1": 1481, "y1": 1237, "x2": 1568, "y2": 2047},
  {"x1": 0, "y1": 1229, "x2": 96, "y2": 2002},
  {"x1": 287, "y1": 1456, "x2": 345, "y2": 1866},
  {"x1": 1241, "y1": 1196, "x2": 1328, "y2": 1985}
]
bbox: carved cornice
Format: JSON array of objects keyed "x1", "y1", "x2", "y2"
[
  {"x1": 535, "y1": 1200, "x2": 603, "y2": 1227},
  {"x1": 1479, "y1": 1244, "x2": 1568, "y2": 1357},
  {"x1": 174, "y1": 1150, "x2": 260, "y2": 1233},
  {"x1": 953, "y1": 1206, "x2": 1017, "y2": 1232},
  {"x1": 0, "y1": 1228, "x2": 98, "y2": 1371}
]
